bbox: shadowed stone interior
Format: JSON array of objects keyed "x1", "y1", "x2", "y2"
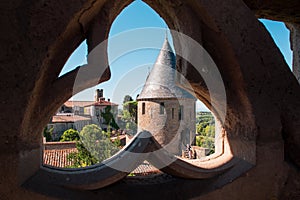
[{"x1": 1, "y1": 0, "x2": 300, "y2": 199}]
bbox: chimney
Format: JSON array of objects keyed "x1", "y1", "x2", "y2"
[
  {"x1": 99, "y1": 89, "x2": 103, "y2": 98},
  {"x1": 95, "y1": 89, "x2": 104, "y2": 102},
  {"x1": 94, "y1": 89, "x2": 100, "y2": 102}
]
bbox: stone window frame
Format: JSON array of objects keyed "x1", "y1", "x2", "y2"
[{"x1": 20, "y1": 1, "x2": 268, "y2": 197}]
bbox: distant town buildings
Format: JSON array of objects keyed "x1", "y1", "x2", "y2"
[
  {"x1": 48, "y1": 114, "x2": 91, "y2": 140},
  {"x1": 84, "y1": 89, "x2": 118, "y2": 129},
  {"x1": 47, "y1": 89, "x2": 118, "y2": 140}
]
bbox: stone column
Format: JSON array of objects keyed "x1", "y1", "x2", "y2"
[{"x1": 286, "y1": 23, "x2": 300, "y2": 83}]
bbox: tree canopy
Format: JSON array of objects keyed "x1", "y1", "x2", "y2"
[
  {"x1": 43, "y1": 126, "x2": 53, "y2": 142},
  {"x1": 123, "y1": 100, "x2": 137, "y2": 123},
  {"x1": 100, "y1": 106, "x2": 119, "y2": 130},
  {"x1": 120, "y1": 95, "x2": 138, "y2": 134},
  {"x1": 60, "y1": 128, "x2": 80, "y2": 142},
  {"x1": 67, "y1": 124, "x2": 119, "y2": 168},
  {"x1": 195, "y1": 112, "x2": 215, "y2": 154},
  {"x1": 123, "y1": 95, "x2": 133, "y2": 104}
]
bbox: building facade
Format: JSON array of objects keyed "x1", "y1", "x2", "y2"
[
  {"x1": 47, "y1": 114, "x2": 91, "y2": 140},
  {"x1": 49, "y1": 89, "x2": 118, "y2": 139},
  {"x1": 84, "y1": 89, "x2": 118, "y2": 130}
]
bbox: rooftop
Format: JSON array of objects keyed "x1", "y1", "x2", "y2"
[
  {"x1": 85, "y1": 99, "x2": 118, "y2": 107},
  {"x1": 51, "y1": 115, "x2": 91, "y2": 123},
  {"x1": 131, "y1": 160, "x2": 161, "y2": 176},
  {"x1": 64, "y1": 101, "x2": 94, "y2": 108},
  {"x1": 43, "y1": 142, "x2": 77, "y2": 168},
  {"x1": 43, "y1": 142, "x2": 160, "y2": 175},
  {"x1": 138, "y1": 38, "x2": 195, "y2": 100}
]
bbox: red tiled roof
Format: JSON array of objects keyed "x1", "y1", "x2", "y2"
[
  {"x1": 43, "y1": 148, "x2": 77, "y2": 168},
  {"x1": 43, "y1": 141, "x2": 160, "y2": 174},
  {"x1": 51, "y1": 115, "x2": 91, "y2": 123},
  {"x1": 44, "y1": 149, "x2": 161, "y2": 175},
  {"x1": 85, "y1": 100, "x2": 118, "y2": 107},
  {"x1": 43, "y1": 143, "x2": 161, "y2": 175},
  {"x1": 64, "y1": 101, "x2": 94, "y2": 107},
  {"x1": 131, "y1": 161, "x2": 161, "y2": 176}
]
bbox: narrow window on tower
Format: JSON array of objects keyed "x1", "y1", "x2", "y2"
[
  {"x1": 172, "y1": 108, "x2": 175, "y2": 119},
  {"x1": 179, "y1": 105, "x2": 184, "y2": 120},
  {"x1": 142, "y1": 102, "x2": 145, "y2": 115},
  {"x1": 160, "y1": 102, "x2": 165, "y2": 114}
]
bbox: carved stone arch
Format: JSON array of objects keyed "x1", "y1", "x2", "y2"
[
  {"x1": 71, "y1": 0, "x2": 299, "y2": 196},
  {"x1": 143, "y1": 0, "x2": 300, "y2": 167},
  {"x1": 27, "y1": 0, "x2": 250, "y2": 191},
  {"x1": 1, "y1": 0, "x2": 300, "y2": 199}
]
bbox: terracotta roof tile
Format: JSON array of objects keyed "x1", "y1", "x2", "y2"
[
  {"x1": 51, "y1": 115, "x2": 91, "y2": 123},
  {"x1": 43, "y1": 144, "x2": 160, "y2": 175},
  {"x1": 43, "y1": 148, "x2": 77, "y2": 168},
  {"x1": 64, "y1": 101, "x2": 94, "y2": 107},
  {"x1": 131, "y1": 161, "x2": 161, "y2": 176},
  {"x1": 85, "y1": 100, "x2": 118, "y2": 107}
]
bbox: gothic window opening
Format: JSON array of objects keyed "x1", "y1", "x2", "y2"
[{"x1": 31, "y1": 0, "x2": 260, "y2": 196}]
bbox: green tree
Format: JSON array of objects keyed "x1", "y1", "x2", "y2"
[
  {"x1": 195, "y1": 112, "x2": 215, "y2": 155},
  {"x1": 43, "y1": 126, "x2": 53, "y2": 142},
  {"x1": 121, "y1": 95, "x2": 138, "y2": 134},
  {"x1": 60, "y1": 129, "x2": 79, "y2": 142},
  {"x1": 123, "y1": 100, "x2": 138, "y2": 123},
  {"x1": 125, "y1": 121, "x2": 137, "y2": 135},
  {"x1": 67, "y1": 124, "x2": 119, "y2": 168},
  {"x1": 122, "y1": 109, "x2": 131, "y2": 122},
  {"x1": 121, "y1": 107, "x2": 137, "y2": 134},
  {"x1": 113, "y1": 135, "x2": 121, "y2": 147},
  {"x1": 123, "y1": 95, "x2": 133, "y2": 104},
  {"x1": 100, "y1": 106, "x2": 119, "y2": 130},
  {"x1": 196, "y1": 135, "x2": 215, "y2": 155},
  {"x1": 122, "y1": 95, "x2": 137, "y2": 123},
  {"x1": 204, "y1": 125, "x2": 215, "y2": 138}
]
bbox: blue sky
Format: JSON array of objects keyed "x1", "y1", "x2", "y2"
[{"x1": 61, "y1": 1, "x2": 292, "y2": 111}]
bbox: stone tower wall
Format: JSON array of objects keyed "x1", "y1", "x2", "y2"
[{"x1": 138, "y1": 98, "x2": 196, "y2": 155}]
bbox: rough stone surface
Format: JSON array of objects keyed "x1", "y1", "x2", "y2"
[
  {"x1": 137, "y1": 37, "x2": 196, "y2": 155},
  {"x1": 138, "y1": 99, "x2": 196, "y2": 155},
  {"x1": 0, "y1": 0, "x2": 300, "y2": 199},
  {"x1": 286, "y1": 23, "x2": 300, "y2": 83},
  {"x1": 243, "y1": 0, "x2": 300, "y2": 23}
]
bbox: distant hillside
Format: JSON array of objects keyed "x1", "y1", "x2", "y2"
[{"x1": 195, "y1": 111, "x2": 215, "y2": 154}]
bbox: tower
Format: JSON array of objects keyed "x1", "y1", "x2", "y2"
[
  {"x1": 137, "y1": 37, "x2": 196, "y2": 155},
  {"x1": 94, "y1": 89, "x2": 104, "y2": 102}
]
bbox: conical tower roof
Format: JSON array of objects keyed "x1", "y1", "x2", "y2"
[{"x1": 138, "y1": 37, "x2": 195, "y2": 100}]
